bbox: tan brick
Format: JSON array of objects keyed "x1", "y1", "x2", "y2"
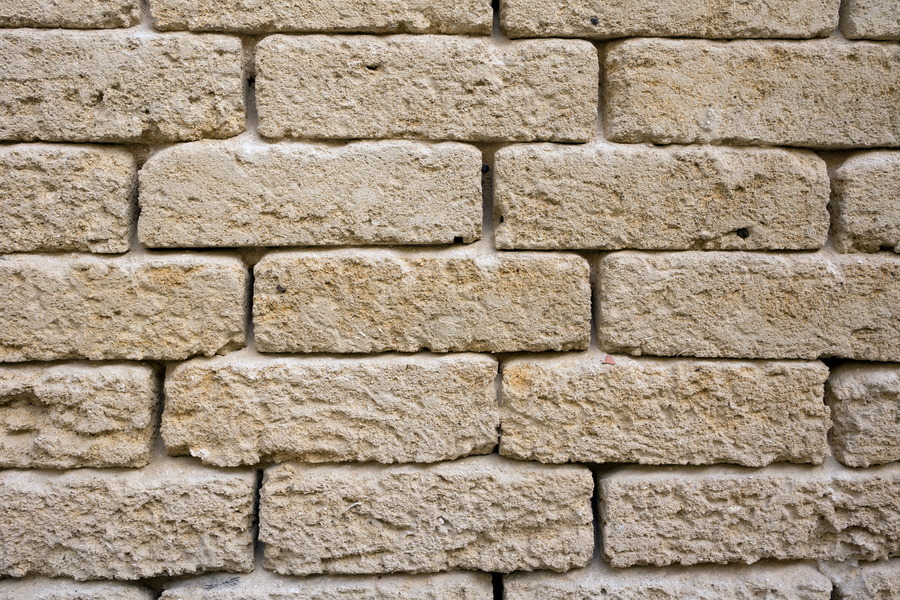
[
  {"x1": 254, "y1": 249, "x2": 590, "y2": 353},
  {"x1": 0, "y1": 578, "x2": 154, "y2": 600},
  {"x1": 605, "y1": 39, "x2": 900, "y2": 148},
  {"x1": 0, "y1": 254, "x2": 246, "y2": 362},
  {"x1": 139, "y1": 140, "x2": 481, "y2": 248},
  {"x1": 830, "y1": 560, "x2": 900, "y2": 600},
  {"x1": 0, "y1": 0, "x2": 139, "y2": 28},
  {"x1": 597, "y1": 251, "x2": 900, "y2": 360},
  {"x1": 0, "y1": 31, "x2": 244, "y2": 143},
  {"x1": 494, "y1": 143, "x2": 829, "y2": 250},
  {"x1": 841, "y1": 0, "x2": 900, "y2": 40},
  {"x1": 0, "y1": 459, "x2": 256, "y2": 580},
  {"x1": 260, "y1": 455, "x2": 594, "y2": 575},
  {"x1": 257, "y1": 35, "x2": 598, "y2": 142},
  {"x1": 500, "y1": 354, "x2": 830, "y2": 467},
  {"x1": 0, "y1": 144, "x2": 135, "y2": 253},
  {"x1": 831, "y1": 151, "x2": 900, "y2": 253}
]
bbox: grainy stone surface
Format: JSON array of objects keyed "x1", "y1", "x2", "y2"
[
  {"x1": 0, "y1": 460, "x2": 256, "y2": 580},
  {"x1": 605, "y1": 39, "x2": 900, "y2": 148},
  {"x1": 0, "y1": 31, "x2": 244, "y2": 143},
  {"x1": 831, "y1": 151, "x2": 900, "y2": 253},
  {"x1": 827, "y1": 363, "x2": 900, "y2": 468},
  {"x1": 0, "y1": 254, "x2": 246, "y2": 362},
  {"x1": 163, "y1": 353, "x2": 498, "y2": 466},
  {"x1": 500, "y1": 354, "x2": 830, "y2": 467},
  {"x1": 0, "y1": 578, "x2": 154, "y2": 600},
  {"x1": 830, "y1": 560, "x2": 900, "y2": 600},
  {"x1": 260, "y1": 455, "x2": 594, "y2": 575},
  {"x1": 139, "y1": 140, "x2": 482, "y2": 248},
  {"x1": 0, "y1": 144, "x2": 135, "y2": 253},
  {"x1": 841, "y1": 0, "x2": 900, "y2": 40},
  {"x1": 494, "y1": 143, "x2": 829, "y2": 250},
  {"x1": 0, "y1": 0, "x2": 139, "y2": 28},
  {"x1": 256, "y1": 35, "x2": 598, "y2": 142},
  {"x1": 597, "y1": 251, "x2": 900, "y2": 360}
]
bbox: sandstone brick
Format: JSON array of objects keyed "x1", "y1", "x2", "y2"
[
  {"x1": 841, "y1": 0, "x2": 900, "y2": 40},
  {"x1": 0, "y1": 144, "x2": 135, "y2": 253},
  {"x1": 0, "y1": 254, "x2": 246, "y2": 362},
  {"x1": 0, "y1": 578, "x2": 154, "y2": 600},
  {"x1": 254, "y1": 249, "x2": 590, "y2": 353},
  {"x1": 605, "y1": 39, "x2": 900, "y2": 148},
  {"x1": 831, "y1": 152, "x2": 900, "y2": 253},
  {"x1": 260, "y1": 455, "x2": 594, "y2": 575},
  {"x1": 0, "y1": 31, "x2": 244, "y2": 143},
  {"x1": 256, "y1": 35, "x2": 597, "y2": 142},
  {"x1": 0, "y1": 0, "x2": 139, "y2": 28},
  {"x1": 599, "y1": 461, "x2": 900, "y2": 567},
  {"x1": 831, "y1": 560, "x2": 900, "y2": 600},
  {"x1": 827, "y1": 363, "x2": 900, "y2": 467},
  {"x1": 139, "y1": 140, "x2": 481, "y2": 248},
  {"x1": 500, "y1": 354, "x2": 830, "y2": 467},
  {"x1": 494, "y1": 143, "x2": 829, "y2": 250},
  {"x1": 0, "y1": 460, "x2": 256, "y2": 580},
  {"x1": 597, "y1": 251, "x2": 900, "y2": 361}
]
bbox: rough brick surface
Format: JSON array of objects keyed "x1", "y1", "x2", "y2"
[
  {"x1": 841, "y1": 0, "x2": 900, "y2": 40},
  {"x1": 0, "y1": 144, "x2": 135, "y2": 253},
  {"x1": 831, "y1": 151, "x2": 900, "y2": 253},
  {"x1": 254, "y1": 250, "x2": 591, "y2": 353},
  {"x1": 830, "y1": 560, "x2": 900, "y2": 600},
  {"x1": 500, "y1": 354, "x2": 830, "y2": 467},
  {"x1": 139, "y1": 140, "x2": 482, "y2": 248},
  {"x1": 0, "y1": 578, "x2": 154, "y2": 600},
  {"x1": 0, "y1": 0, "x2": 139, "y2": 28},
  {"x1": 494, "y1": 143, "x2": 829, "y2": 250},
  {"x1": 597, "y1": 251, "x2": 900, "y2": 360},
  {"x1": 0, "y1": 255, "x2": 246, "y2": 362},
  {"x1": 256, "y1": 35, "x2": 598, "y2": 142},
  {"x1": 0, "y1": 460, "x2": 256, "y2": 580},
  {"x1": 605, "y1": 39, "x2": 900, "y2": 148},
  {"x1": 260, "y1": 455, "x2": 594, "y2": 575},
  {"x1": 0, "y1": 31, "x2": 244, "y2": 143}
]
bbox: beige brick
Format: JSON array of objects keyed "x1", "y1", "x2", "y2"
[
  {"x1": 827, "y1": 363, "x2": 900, "y2": 467},
  {"x1": 0, "y1": 144, "x2": 135, "y2": 253},
  {"x1": 500, "y1": 354, "x2": 830, "y2": 467},
  {"x1": 0, "y1": 31, "x2": 244, "y2": 143},
  {"x1": 0, "y1": 254, "x2": 246, "y2": 362},
  {"x1": 257, "y1": 35, "x2": 597, "y2": 142},
  {"x1": 0, "y1": 578, "x2": 154, "y2": 600},
  {"x1": 163, "y1": 353, "x2": 498, "y2": 466},
  {"x1": 599, "y1": 461, "x2": 900, "y2": 567},
  {"x1": 260, "y1": 455, "x2": 594, "y2": 575},
  {"x1": 605, "y1": 39, "x2": 900, "y2": 148},
  {"x1": 830, "y1": 560, "x2": 900, "y2": 600},
  {"x1": 597, "y1": 251, "x2": 900, "y2": 361},
  {"x1": 0, "y1": 0, "x2": 139, "y2": 28},
  {"x1": 841, "y1": 0, "x2": 900, "y2": 40},
  {"x1": 494, "y1": 143, "x2": 829, "y2": 250},
  {"x1": 831, "y1": 151, "x2": 900, "y2": 253},
  {"x1": 139, "y1": 140, "x2": 481, "y2": 248},
  {"x1": 254, "y1": 249, "x2": 590, "y2": 353},
  {"x1": 0, "y1": 459, "x2": 256, "y2": 580}
]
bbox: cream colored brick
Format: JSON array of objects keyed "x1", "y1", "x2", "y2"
[
  {"x1": 139, "y1": 140, "x2": 481, "y2": 248},
  {"x1": 841, "y1": 0, "x2": 900, "y2": 40},
  {"x1": 0, "y1": 254, "x2": 246, "y2": 362},
  {"x1": 597, "y1": 251, "x2": 900, "y2": 361},
  {"x1": 254, "y1": 249, "x2": 591, "y2": 353},
  {"x1": 0, "y1": 578, "x2": 154, "y2": 600},
  {"x1": 260, "y1": 455, "x2": 594, "y2": 575},
  {"x1": 830, "y1": 560, "x2": 900, "y2": 600},
  {"x1": 257, "y1": 35, "x2": 597, "y2": 142},
  {"x1": 831, "y1": 151, "x2": 900, "y2": 253},
  {"x1": 500, "y1": 354, "x2": 830, "y2": 467},
  {"x1": 0, "y1": 0, "x2": 139, "y2": 28},
  {"x1": 494, "y1": 143, "x2": 829, "y2": 250},
  {"x1": 0, "y1": 31, "x2": 244, "y2": 143},
  {"x1": 605, "y1": 39, "x2": 900, "y2": 148},
  {"x1": 0, "y1": 144, "x2": 135, "y2": 253}
]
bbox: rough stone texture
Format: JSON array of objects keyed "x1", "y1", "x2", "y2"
[
  {"x1": 826, "y1": 363, "x2": 900, "y2": 468},
  {"x1": 256, "y1": 35, "x2": 598, "y2": 142},
  {"x1": 260, "y1": 455, "x2": 594, "y2": 575},
  {"x1": 163, "y1": 353, "x2": 498, "y2": 466},
  {"x1": 255, "y1": 249, "x2": 590, "y2": 353},
  {"x1": 0, "y1": 0, "x2": 139, "y2": 28},
  {"x1": 0, "y1": 254, "x2": 246, "y2": 362},
  {"x1": 139, "y1": 140, "x2": 482, "y2": 248},
  {"x1": 149, "y1": 0, "x2": 492, "y2": 33},
  {"x1": 0, "y1": 144, "x2": 135, "y2": 253},
  {"x1": 0, "y1": 364, "x2": 156, "y2": 469},
  {"x1": 830, "y1": 560, "x2": 900, "y2": 600},
  {"x1": 605, "y1": 38, "x2": 900, "y2": 149},
  {"x1": 599, "y1": 461, "x2": 900, "y2": 567},
  {"x1": 505, "y1": 561, "x2": 832, "y2": 600},
  {"x1": 501, "y1": 0, "x2": 839, "y2": 39},
  {"x1": 500, "y1": 354, "x2": 830, "y2": 467},
  {"x1": 494, "y1": 143, "x2": 829, "y2": 250},
  {"x1": 597, "y1": 251, "x2": 900, "y2": 361},
  {"x1": 0, "y1": 459, "x2": 256, "y2": 580},
  {"x1": 831, "y1": 151, "x2": 900, "y2": 253},
  {"x1": 0, "y1": 31, "x2": 244, "y2": 143},
  {"x1": 0, "y1": 578, "x2": 154, "y2": 600},
  {"x1": 841, "y1": 0, "x2": 900, "y2": 40}
]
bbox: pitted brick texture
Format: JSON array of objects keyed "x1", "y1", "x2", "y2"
[
  {"x1": 0, "y1": 578, "x2": 154, "y2": 600},
  {"x1": 0, "y1": 0, "x2": 139, "y2": 28},
  {"x1": 831, "y1": 151, "x2": 900, "y2": 253},
  {"x1": 841, "y1": 0, "x2": 900, "y2": 39}
]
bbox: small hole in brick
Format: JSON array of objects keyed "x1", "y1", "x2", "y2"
[
  {"x1": 365, "y1": 64, "x2": 379, "y2": 71},
  {"x1": 736, "y1": 228, "x2": 750, "y2": 239},
  {"x1": 590, "y1": 16, "x2": 600, "y2": 25},
  {"x1": 499, "y1": 216, "x2": 504, "y2": 223},
  {"x1": 454, "y1": 236, "x2": 464, "y2": 243},
  {"x1": 276, "y1": 284, "x2": 287, "y2": 293},
  {"x1": 481, "y1": 164, "x2": 490, "y2": 173}
]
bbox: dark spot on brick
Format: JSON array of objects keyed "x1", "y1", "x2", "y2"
[
  {"x1": 481, "y1": 164, "x2": 490, "y2": 173},
  {"x1": 276, "y1": 284, "x2": 287, "y2": 293},
  {"x1": 454, "y1": 236, "x2": 464, "y2": 243},
  {"x1": 736, "y1": 228, "x2": 750, "y2": 239},
  {"x1": 365, "y1": 64, "x2": 379, "y2": 71},
  {"x1": 590, "y1": 17, "x2": 600, "y2": 25}
]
